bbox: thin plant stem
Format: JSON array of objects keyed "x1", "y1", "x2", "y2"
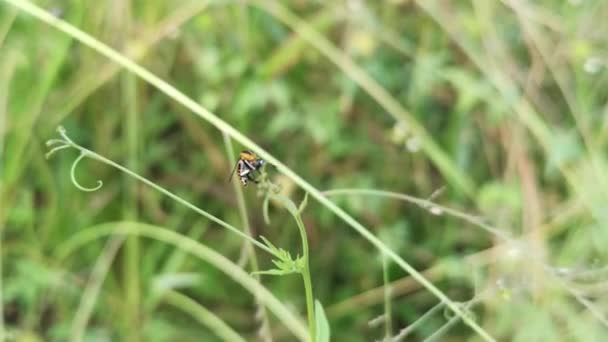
[
  {"x1": 423, "y1": 301, "x2": 474, "y2": 342},
  {"x1": 392, "y1": 301, "x2": 444, "y2": 341},
  {"x1": 0, "y1": 40, "x2": 20, "y2": 341},
  {"x1": 323, "y1": 188, "x2": 510, "y2": 240},
  {"x1": 382, "y1": 253, "x2": 392, "y2": 340},
  {"x1": 293, "y1": 212, "x2": 315, "y2": 341},
  {"x1": 123, "y1": 62, "x2": 140, "y2": 342},
  {"x1": 6, "y1": 1, "x2": 494, "y2": 338},
  {"x1": 265, "y1": 193, "x2": 316, "y2": 341},
  {"x1": 422, "y1": 312, "x2": 461, "y2": 342}
]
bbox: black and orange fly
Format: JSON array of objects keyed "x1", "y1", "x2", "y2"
[{"x1": 228, "y1": 150, "x2": 266, "y2": 186}]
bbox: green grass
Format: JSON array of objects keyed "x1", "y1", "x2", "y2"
[{"x1": 2, "y1": 0, "x2": 608, "y2": 341}]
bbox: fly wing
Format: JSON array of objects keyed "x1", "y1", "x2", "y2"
[
  {"x1": 242, "y1": 159, "x2": 256, "y2": 171},
  {"x1": 227, "y1": 160, "x2": 240, "y2": 183}
]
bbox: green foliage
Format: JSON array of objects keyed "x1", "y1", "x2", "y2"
[
  {"x1": 3, "y1": 0, "x2": 608, "y2": 341},
  {"x1": 254, "y1": 236, "x2": 305, "y2": 276}
]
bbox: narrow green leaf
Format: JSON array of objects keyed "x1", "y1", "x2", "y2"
[
  {"x1": 252, "y1": 269, "x2": 290, "y2": 276},
  {"x1": 314, "y1": 300, "x2": 330, "y2": 342},
  {"x1": 259, "y1": 235, "x2": 282, "y2": 258}
]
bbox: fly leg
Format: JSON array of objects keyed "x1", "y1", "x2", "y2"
[{"x1": 246, "y1": 173, "x2": 260, "y2": 184}]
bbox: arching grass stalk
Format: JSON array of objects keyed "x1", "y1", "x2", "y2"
[
  {"x1": 57, "y1": 222, "x2": 309, "y2": 341},
  {"x1": 8, "y1": 1, "x2": 493, "y2": 338},
  {"x1": 70, "y1": 236, "x2": 124, "y2": 342},
  {"x1": 45, "y1": 127, "x2": 273, "y2": 256},
  {"x1": 164, "y1": 290, "x2": 247, "y2": 342}
]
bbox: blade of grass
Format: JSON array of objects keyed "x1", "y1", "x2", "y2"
[
  {"x1": 0, "y1": 5, "x2": 17, "y2": 44},
  {"x1": 164, "y1": 290, "x2": 247, "y2": 342},
  {"x1": 259, "y1": 6, "x2": 340, "y2": 78},
  {"x1": 0, "y1": 36, "x2": 24, "y2": 340},
  {"x1": 382, "y1": 253, "x2": 392, "y2": 340},
  {"x1": 2, "y1": 2, "x2": 82, "y2": 191},
  {"x1": 123, "y1": 62, "x2": 141, "y2": 342},
  {"x1": 393, "y1": 301, "x2": 444, "y2": 341},
  {"x1": 147, "y1": 222, "x2": 208, "y2": 310},
  {"x1": 70, "y1": 236, "x2": 124, "y2": 342}
]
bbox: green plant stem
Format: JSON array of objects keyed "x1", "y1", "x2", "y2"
[
  {"x1": 323, "y1": 188, "x2": 510, "y2": 239},
  {"x1": 382, "y1": 254, "x2": 392, "y2": 340},
  {"x1": 393, "y1": 301, "x2": 444, "y2": 340},
  {"x1": 10, "y1": 1, "x2": 492, "y2": 338},
  {"x1": 294, "y1": 213, "x2": 315, "y2": 341},
  {"x1": 301, "y1": 265, "x2": 315, "y2": 342},
  {"x1": 0, "y1": 50, "x2": 10, "y2": 342},
  {"x1": 123, "y1": 64, "x2": 140, "y2": 342},
  {"x1": 423, "y1": 301, "x2": 474, "y2": 342}
]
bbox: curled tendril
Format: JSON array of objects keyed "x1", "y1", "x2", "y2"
[
  {"x1": 70, "y1": 151, "x2": 103, "y2": 192},
  {"x1": 46, "y1": 126, "x2": 104, "y2": 192}
]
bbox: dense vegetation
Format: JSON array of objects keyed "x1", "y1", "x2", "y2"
[{"x1": 2, "y1": 0, "x2": 608, "y2": 341}]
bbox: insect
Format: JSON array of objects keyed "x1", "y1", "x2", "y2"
[{"x1": 228, "y1": 150, "x2": 266, "y2": 186}]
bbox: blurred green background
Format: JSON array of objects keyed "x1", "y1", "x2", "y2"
[{"x1": 2, "y1": 0, "x2": 608, "y2": 341}]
